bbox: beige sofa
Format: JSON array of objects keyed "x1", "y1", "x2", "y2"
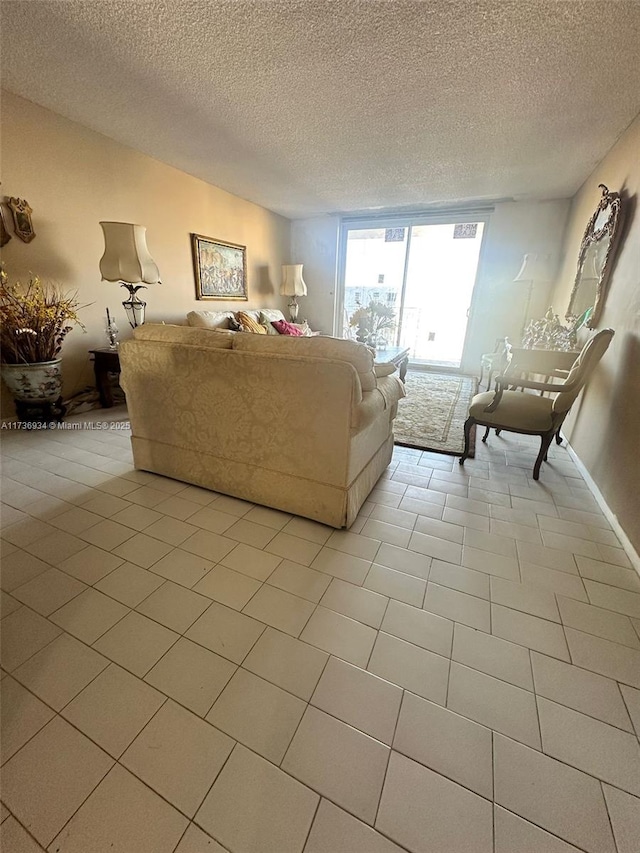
[{"x1": 119, "y1": 324, "x2": 405, "y2": 528}]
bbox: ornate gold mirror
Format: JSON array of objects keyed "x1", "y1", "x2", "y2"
[{"x1": 567, "y1": 184, "x2": 623, "y2": 328}]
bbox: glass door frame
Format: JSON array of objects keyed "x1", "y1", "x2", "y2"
[{"x1": 335, "y1": 208, "x2": 493, "y2": 369}]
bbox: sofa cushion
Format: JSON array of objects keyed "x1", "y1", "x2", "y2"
[
  {"x1": 272, "y1": 319, "x2": 304, "y2": 336},
  {"x1": 187, "y1": 310, "x2": 234, "y2": 330},
  {"x1": 469, "y1": 390, "x2": 554, "y2": 431},
  {"x1": 237, "y1": 311, "x2": 267, "y2": 334},
  {"x1": 231, "y1": 333, "x2": 377, "y2": 390},
  {"x1": 133, "y1": 324, "x2": 234, "y2": 348}
]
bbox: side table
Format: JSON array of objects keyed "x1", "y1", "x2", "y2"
[{"x1": 89, "y1": 348, "x2": 121, "y2": 408}]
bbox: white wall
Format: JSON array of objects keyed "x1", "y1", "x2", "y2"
[
  {"x1": 290, "y1": 200, "x2": 571, "y2": 369},
  {"x1": 463, "y1": 199, "x2": 571, "y2": 372},
  {"x1": 290, "y1": 215, "x2": 340, "y2": 334},
  {"x1": 548, "y1": 115, "x2": 640, "y2": 554}
]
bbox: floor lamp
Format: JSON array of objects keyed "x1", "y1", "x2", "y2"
[{"x1": 514, "y1": 253, "x2": 551, "y2": 342}]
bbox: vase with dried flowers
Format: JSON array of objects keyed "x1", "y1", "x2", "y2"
[
  {"x1": 0, "y1": 266, "x2": 86, "y2": 422},
  {"x1": 349, "y1": 300, "x2": 397, "y2": 352}
]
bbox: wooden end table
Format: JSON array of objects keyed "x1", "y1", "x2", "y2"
[
  {"x1": 375, "y1": 345, "x2": 410, "y2": 381},
  {"x1": 89, "y1": 348, "x2": 121, "y2": 408}
]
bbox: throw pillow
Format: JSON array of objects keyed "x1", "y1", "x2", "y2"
[
  {"x1": 259, "y1": 310, "x2": 285, "y2": 335},
  {"x1": 236, "y1": 311, "x2": 267, "y2": 334},
  {"x1": 186, "y1": 310, "x2": 235, "y2": 329},
  {"x1": 272, "y1": 319, "x2": 304, "y2": 336}
]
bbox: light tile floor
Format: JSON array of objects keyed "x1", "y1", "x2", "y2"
[{"x1": 1, "y1": 417, "x2": 640, "y2": 852}]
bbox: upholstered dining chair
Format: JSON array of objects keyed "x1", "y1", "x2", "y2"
[
  {"x1": 479, "y1": 337, "x2": 512, "y2": 390},
  {"x1": 460, "y1": 329, "x2": 615, "y2": 480}
]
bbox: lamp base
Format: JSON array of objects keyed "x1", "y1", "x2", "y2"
[
  {"x1": 288, "y1": 299, "x2": 299, "y2": 323},
  {"x1": 121, "y1": 283, "x2": 147, "y2": 328}
]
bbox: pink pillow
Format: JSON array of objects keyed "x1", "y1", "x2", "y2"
[{"x1": 272, "y1": 319, "x2": 304, "y2": 336}]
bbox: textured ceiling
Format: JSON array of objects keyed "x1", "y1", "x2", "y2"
[{"x1": 2, "y1": 1, "x2": 640, "y2": 219}]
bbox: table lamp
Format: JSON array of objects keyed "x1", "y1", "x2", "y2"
[
  {"x1": 99, "y1": 222, "x2": 161, "y2": 327},
  {"x1": 281, "y1": 264, "x2": 307, "y2": 322}
]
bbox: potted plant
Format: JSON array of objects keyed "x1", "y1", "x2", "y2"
[
  {"x1": 0, "y1": 266, "x2": 86, "y2": 422},
  {"x1": 349, "y1": 299, "x2": 397, "y2": 351}
]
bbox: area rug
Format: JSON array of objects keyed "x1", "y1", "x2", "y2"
[{"x1": 394, "y1": 370, "x2": 477, "y2": 457}]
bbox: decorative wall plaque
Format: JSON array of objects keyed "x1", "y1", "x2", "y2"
[
  {"x1": 0, "y1": 205, "x2": 11, "y2": 247},
  {"x1": 7, "y1": 197, "x2": 36, "y2": 243}
]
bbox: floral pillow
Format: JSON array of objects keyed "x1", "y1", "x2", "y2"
[{"x1": 272, "y1": 319, "x2": 304, "y2": 336}]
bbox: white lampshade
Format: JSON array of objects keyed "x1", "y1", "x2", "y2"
[
  {"x1": 99, "y1": 222, "x2": 161, "y2": 284},
  {"x1": 514, "y1": 253, "x2": 552, "y2": 283},
  {"x1": 281, "y1": 264, "x2": 307, "y2": 297}
]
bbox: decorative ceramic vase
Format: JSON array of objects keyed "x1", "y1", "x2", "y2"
[{"x1": 1, "y1": 358, "x2": 63, "y2": 403}]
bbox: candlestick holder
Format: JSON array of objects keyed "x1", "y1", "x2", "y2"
[{"x1": 105, "y1": 309, "x2": 119, "y2": 350}]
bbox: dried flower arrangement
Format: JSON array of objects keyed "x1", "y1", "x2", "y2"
[{"x1": 0, "y1": 266, "x2": 86, "y2": 364}]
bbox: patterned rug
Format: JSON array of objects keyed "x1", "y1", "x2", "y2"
[{"x1": 394, "y1": 370, "x2": 477, "y2": 457}]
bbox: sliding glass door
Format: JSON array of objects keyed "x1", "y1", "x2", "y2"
[
  {"x1": 340, "y1": 217, "x2": 486, "y2": 369},
  {"x1": 342, "y1": 228, "x2": 407, "y2": 349},
  {"x1": 400, "y1": 222, "x2": 484, "y2": 365}
]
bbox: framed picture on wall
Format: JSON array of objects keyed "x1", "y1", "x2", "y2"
[{"x1": 191, "y1": 233, "x2": 248, "y2": 300}]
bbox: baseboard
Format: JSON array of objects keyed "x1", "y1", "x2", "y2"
[{"x1": 565, "y1": 440, "x2": 640, "y2": 576}]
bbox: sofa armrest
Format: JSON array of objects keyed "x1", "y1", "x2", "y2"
[
  {"x1": 376, "y1": 375, "x2": 406, "y2": 409},
  {"x1": 351, "y1": 377, "x2": 405, "y2": 432},
  {"x1": 374, "y1": 362, "x2": 397, "y2": 378}
]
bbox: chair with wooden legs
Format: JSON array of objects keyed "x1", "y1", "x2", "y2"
[
  {"x1": 459, "y1": 329, "x2": 615, "y2": 480},
  {"x1": 479, "y1": 337, "x2": 512, "y2": 390}
]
